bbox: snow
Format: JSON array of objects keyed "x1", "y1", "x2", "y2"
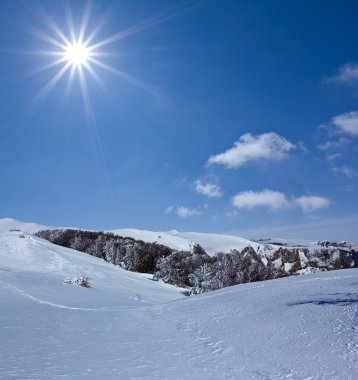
[
  {"x1": 254, "y1": 237, "x2": 322, "y2": 248},
  {"x1": 1, "y1": 219, "x2": 260, "y2": 255},
  {"x1": 111, "y1": 228, "x2": 264, "y2": 255},
  {"x1": 112, "y1": 228, "x2": 345, "y2": 257},
  {"x1": 0, "y1": 217, "x2": 49, "y2": 234},
  {"x1": 0, "y1": 230, "x2": 186, "y2": 310},
  {"x1": 167, "y1": 231, "x2": 262, "y2": 255},
  {"x1": 110, "y1": 228, "x2": 193, "y2": 252},
  {"x1": 0, "y1": 220, "x2": 358, "y2": 379}
]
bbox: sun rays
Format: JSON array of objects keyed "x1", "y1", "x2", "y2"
[
  {"x1": 23, "y1": 0, "x2": 195, "y2": 112},
  {"x1": 27, "y1": 3, "x2": 112, "y2": 112},
  {"x1": 6, "y1": 0, "x2": 196, "y2": 202}
]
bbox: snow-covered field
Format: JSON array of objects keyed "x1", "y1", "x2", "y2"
[{"x1": 0, "y1": 220, "x2": 358, "y2": 379}]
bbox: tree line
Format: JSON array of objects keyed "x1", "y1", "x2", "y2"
[{"x1": 35, "y1": 229, "x2": 285, "y2": 293}]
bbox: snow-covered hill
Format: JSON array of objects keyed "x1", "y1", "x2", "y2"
[
  {"x1": 0, "y1": 219, "x2": 358, "y2": 379},
  {"x1": 0, "y1": 229, "x2": 186, "y2": 310},
  {"x1": 0, "y1": 217, "x2": 49, "y2": 235},
  {"x1": 2, "y1": 217, "x2": 355, "y2": 256},
  {"x1": 2, "y1": 218, "x2": 358, "y2": 279},
  {"x1": 110, "y1": 228, "x2": 265, "y2": 254},
  {"x1": 106, "y1": 226, "x2": 358, "y2": 256},
  {"x1": 109, "y1": 227, "x2": 313, "y2": 255},
  {"x1": 1, "y1": 218, "x2": 262, "y2": 254}
]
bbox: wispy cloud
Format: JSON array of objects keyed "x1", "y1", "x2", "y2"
[
  {"x1": 326, "y1": 63, "x2": 358, "y2": 85},
  {"x1": 194, "y1": 180, "x2": 222, "y2": 198},
  {"x1": 232, "y1": 190, "x2": 330, "y2": 213},
  {"x1": 318, "y1": 112, "x2": 357, "y2": 177},
  {"x1": 165, "y1": 205, "x2": 202, "y2": 218},
  {"x1": 208, "y1": 132, "x2": 295, "y2": 169},
  {"x1": 326, "y1": 153, "x2": 343, "y2": 161},
  {"x1": 318, "y1": 138, "x2": 350, "y2": 150},
  {"x1": 294, "y1": 196, "x2": 331, "y2": 213},
  {"x1": 332, "y1": 166, "x2": 355, "y2": 178}
]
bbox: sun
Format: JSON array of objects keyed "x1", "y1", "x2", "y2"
[
  {"x1": 25, "y1": 1, "x2": 189, "y2": 110},
  {"x1": 64, "y1": 42, "x2": 90, "y2": 67}
]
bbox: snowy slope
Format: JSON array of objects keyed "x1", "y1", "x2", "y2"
[
  {"x1": 168, "y1": 230, "x2": 262, "y2": 254},
  {"x1": 0, "y1": 217, "x2": 49, "y2": 235},
  {"x1": 1, "y1": 225, "x2": 358, "y2": 379},
  {"x1": 110, "y1": 228, "x2": 263, "y2": 255},
  {"x1": 110, "y1": 228, "x2": 193, "y2": 252},
  {"x1": 0, "y1": 229, "x2": 186, "y2": 310}
]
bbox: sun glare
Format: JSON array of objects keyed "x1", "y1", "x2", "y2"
[
  {"x1": 64, "y1": 42, "x2": 89, "y2": 67},
  {"x1": 26, "y1": 1, "x2": 190, "y2": 110},
  {"x1": 19, "y1": 1, "x2": 193, "y2": 200}
]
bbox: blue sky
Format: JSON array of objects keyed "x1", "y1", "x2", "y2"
[{"x1": 0, "y1": 0, "x2": 357, "y2": 240}]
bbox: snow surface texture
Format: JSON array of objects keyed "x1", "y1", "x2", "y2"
[{"x1": 0, "y1": 220, "x2": 358, "y2": 379}]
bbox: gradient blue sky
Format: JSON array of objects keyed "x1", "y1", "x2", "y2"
[{"x1": 1, "y1": 0, "x2": 357, "y2": 240}]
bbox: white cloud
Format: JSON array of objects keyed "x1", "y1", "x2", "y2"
[
  {"x1": 333, "y1": 166, "x2": 355, "y2": 178},
  {"x1": 232, "y1": 190, "x2": 290, "y2": 211},
  {"x1": 327, "y1": 63, "x2": 358, "y2": 85},
  {"x1": 294, "y1": 196, "x2": 331, "y2": 213},
  {"x1": 332, "y1": 111, "x2": 358, "y2": 137},
  {"x1": 195, "y1": 180, "x2": 222, "y2": 198},
  {"x1": 208, "y1": 132, "x2": 295, "y2": 169},
  {"x1": 232, "y1": 190, "x2": 330, "y2": 213},
  {"x1": 165, "y1": 205, "x2": 202, "y2": 218},
  {"x1": 176, "y1": 206, "x2": 202, "y2": 218}
]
